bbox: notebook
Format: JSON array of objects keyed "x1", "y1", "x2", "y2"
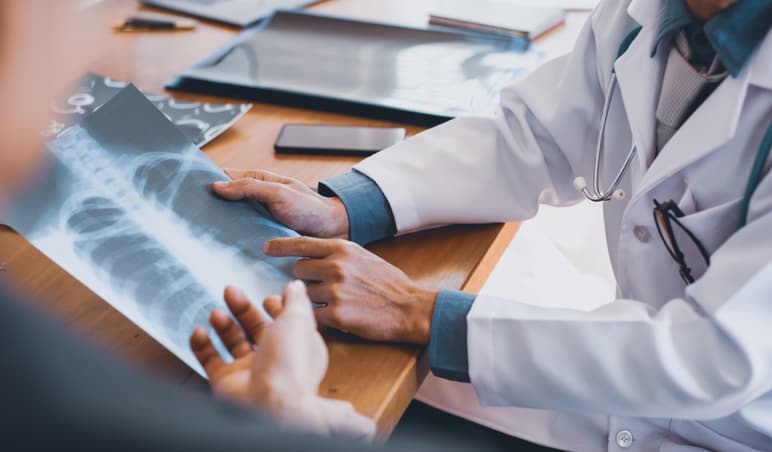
[
  {"x1": 429, "y1": 0, "x2": 565, "y2": 39},
  {"x1": 141, "y1": 0, "x2": 315, "y2": 27}
]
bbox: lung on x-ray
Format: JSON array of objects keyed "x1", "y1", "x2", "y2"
[{"x1": 6, "y1": 85, "x2": 298, "y2": 375}]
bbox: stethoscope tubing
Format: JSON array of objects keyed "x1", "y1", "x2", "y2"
[
  {"x1": 574, "y1": 25, "x2": 769, "y2": 232},
  {"x1": 575, "y1": 73, "x2": 638, "y2": 202}
]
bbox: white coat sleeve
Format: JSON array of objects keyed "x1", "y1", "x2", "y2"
[
  {"x1": 468, "y1": 180, "x2": 772, "y2": 420},
  {"x1": 354, "y1": 1, "x2": 635, "y2": 234}
]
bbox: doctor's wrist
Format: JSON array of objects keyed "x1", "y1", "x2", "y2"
[
  {"x1": 404, "y1": 286, "x2": 438, "y2": 345},
  {"x1": 321, "y1": 196, "x2": 351, "y2": 240}
]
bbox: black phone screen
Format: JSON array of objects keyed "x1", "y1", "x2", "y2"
[{"x1": 274, "y1": 124, "x2": 406, "y2": 156}]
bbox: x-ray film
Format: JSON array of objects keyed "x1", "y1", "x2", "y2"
[
  {"x1": 7, "y1": 85, "x2": 298, "y2": 375},
  {"x1": 168, "y1": 10, "x2": 544, "y2": 125},
  {"x1": 44, "y1": 73, "x2": 252, "y2": 147}
]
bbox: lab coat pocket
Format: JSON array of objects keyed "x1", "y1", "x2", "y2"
[
  {"x1": 675, "y1": 187, "x2": 698, "y2": 215},
  {"x1": 669, "y1": 193, "x2": 743, "y2": 282},
  {"x1": 675, "y1": 195, "x2": 743, "y2": 255}
]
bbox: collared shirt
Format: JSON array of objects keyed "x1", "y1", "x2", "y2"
[
  {"x1": 653, "y1": 0, "x2": 772, "y2": 77},
  {"x1": 320, "y1": 0, "x2": 772, "y2": 384}
]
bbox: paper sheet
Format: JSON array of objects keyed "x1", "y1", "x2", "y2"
[
  {"x1": 496, "y1": 0, "x2": 599, "y2": 11},
  {"x1": 44, "y1": 73, "x2": 252, "y2": 147}
]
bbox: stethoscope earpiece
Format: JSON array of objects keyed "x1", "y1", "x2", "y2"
[{"x1": 573, "y1": 177, "x2": 588, "y2": 192}]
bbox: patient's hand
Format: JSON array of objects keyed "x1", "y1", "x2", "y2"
[
  {"x1": 212, "y1": 168, "x2": 349, "y2": 239},
  {"x1": 190, "y1": 281, "x2": 375, "y2": 439}
]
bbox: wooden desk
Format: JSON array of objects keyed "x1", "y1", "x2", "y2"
[{"x1": 0, "y1": 0, "x2": 585, "y2": 440}]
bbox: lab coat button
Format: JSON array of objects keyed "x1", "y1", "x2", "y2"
[
  {"x1": 615, "y1": 430, "x2": 634, "y2": 448},
  {"x1": 633, "y1": 226, "x2": 651, "y2": 243}
]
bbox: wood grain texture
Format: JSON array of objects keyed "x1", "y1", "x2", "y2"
[{"x1": 0, "y1": 0, "x2": 585, "y2": 438}]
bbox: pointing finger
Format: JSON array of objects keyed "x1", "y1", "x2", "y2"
[
  {"x1": 293, "y1": 258, "x2": 339, "y2": 282},
  {"x1": 264, "y1": 237, "x2": 342, "y2": 258}
]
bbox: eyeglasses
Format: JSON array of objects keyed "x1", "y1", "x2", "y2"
[{"x1": 652, "y1": 199, "x2": 711, "y2": 285}]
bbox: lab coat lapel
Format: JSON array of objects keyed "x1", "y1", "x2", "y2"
[
  {"x1": 614, "y1": 0, "x2": 664, "y2": 171},
  {"x1": 632, "y1": 71, "x2": 749, "y2": 199},
  {"x1": 631, "y1": 29, "x2": 771, "y2": 200}
]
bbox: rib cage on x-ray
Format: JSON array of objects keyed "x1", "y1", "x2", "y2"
[
  {"x1": 47, "y1": 124, "x2": 296, "y2": 368},
  {"x1": 7, "y1": 86, "x2": 298, "y2": 374}
]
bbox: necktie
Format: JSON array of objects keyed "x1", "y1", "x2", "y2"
[{"x1": 655, "y1": 31, "x2": 727, "y2": 152}]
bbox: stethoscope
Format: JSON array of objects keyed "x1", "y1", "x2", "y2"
[
  {"x1": 573, "y1": 27, "x2": 642, "y2": 202},
  {"x1": 573, "y1": 26, "x2": 772, "y2": 232}
]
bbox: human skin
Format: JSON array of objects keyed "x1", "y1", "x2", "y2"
[{"x1": 685, "y1": 0, "x2": 737, "y2": 21}]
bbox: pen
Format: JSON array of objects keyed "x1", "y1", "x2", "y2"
[{"x1": 113, "y1": 15, "x2": 196, "y2": 32}]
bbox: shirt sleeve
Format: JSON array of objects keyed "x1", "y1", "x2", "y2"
[
  {"x1": 350, "y1": 2, "x2": 636, "y2": 236},
  {"x1": 428, "y1": 289, "x2": 476, "y2": 383},
  {"x1": 319, "y1": 170, "x2": 397, "y2": 245},
  {"x1": 466, "y1": 188, "x2": 772, "y2": 420}
]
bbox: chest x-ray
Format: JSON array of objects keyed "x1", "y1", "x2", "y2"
[{"x1": 6, "y1": 86, "x2": 298, "y2": 375}]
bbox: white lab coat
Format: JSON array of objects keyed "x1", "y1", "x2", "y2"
[{"x1": 355, "y1": 0, "x2": 772, "y2": 450}]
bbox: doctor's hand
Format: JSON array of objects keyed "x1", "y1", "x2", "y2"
[
  {"x1": 212, "y1": 168, "x2": 349, "y2": 239},
  {"x1": 264, "y1": 237, "x2": 438, "y2": 344},
  {"x1": 189, "y1": 281, "x2": 375, "y2": 439}
]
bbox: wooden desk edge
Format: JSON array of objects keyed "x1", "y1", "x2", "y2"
[{"x1": 373, "y1": 221, "x2": 520, "y2": 440}]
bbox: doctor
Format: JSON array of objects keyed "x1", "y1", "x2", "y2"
[{"x1": 211, "y1": 0, "x2": 772, "y2": 450}]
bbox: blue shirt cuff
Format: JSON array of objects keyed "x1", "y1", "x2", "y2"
[
  {"x1": 318, "y1": 171, "x2": 396, "y2": 245},
  {"x1": 429, "y1": 289, "x2": 476, "y2": 383}
]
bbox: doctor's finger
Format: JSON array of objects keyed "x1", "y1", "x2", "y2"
[
  {"x1": 264, "y1": 237, "x2": 343, "y2": 258},
  {"x1": 190, "y1": 326, "x2": 226, "y2": 377},
  {"x1": 223, "y1": 168, "x2": 293, "y2": 185},
  {"x1": 305, "y1": 282, "x2": 335, "y2": 305},
  {"x1": 211, "y1": 178, "x2": 283, "y2": 203},
  {"x1": 224, "y1": 286, "x2": 271, "y2": 345},
  {"x1": 293, "y1": 258, "x2": 339, "y2": 281},
  {"x1": 209, "y1": 309, "x2": 253, "y2": 358},
  {"x1": 313, "y1": 304, "x2": 346, "y2": 332}
]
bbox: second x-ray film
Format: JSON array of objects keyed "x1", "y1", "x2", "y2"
[
  {"x1": 6, "y1": 85, "x2": 298, "y2": 375},
  {"x1": 168, "y1": 10, "x2": 544, "y2": 125}
]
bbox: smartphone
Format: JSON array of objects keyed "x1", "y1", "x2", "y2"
[{"x1": 274, "y1": 124, "x2": 406, "y2": 156}]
